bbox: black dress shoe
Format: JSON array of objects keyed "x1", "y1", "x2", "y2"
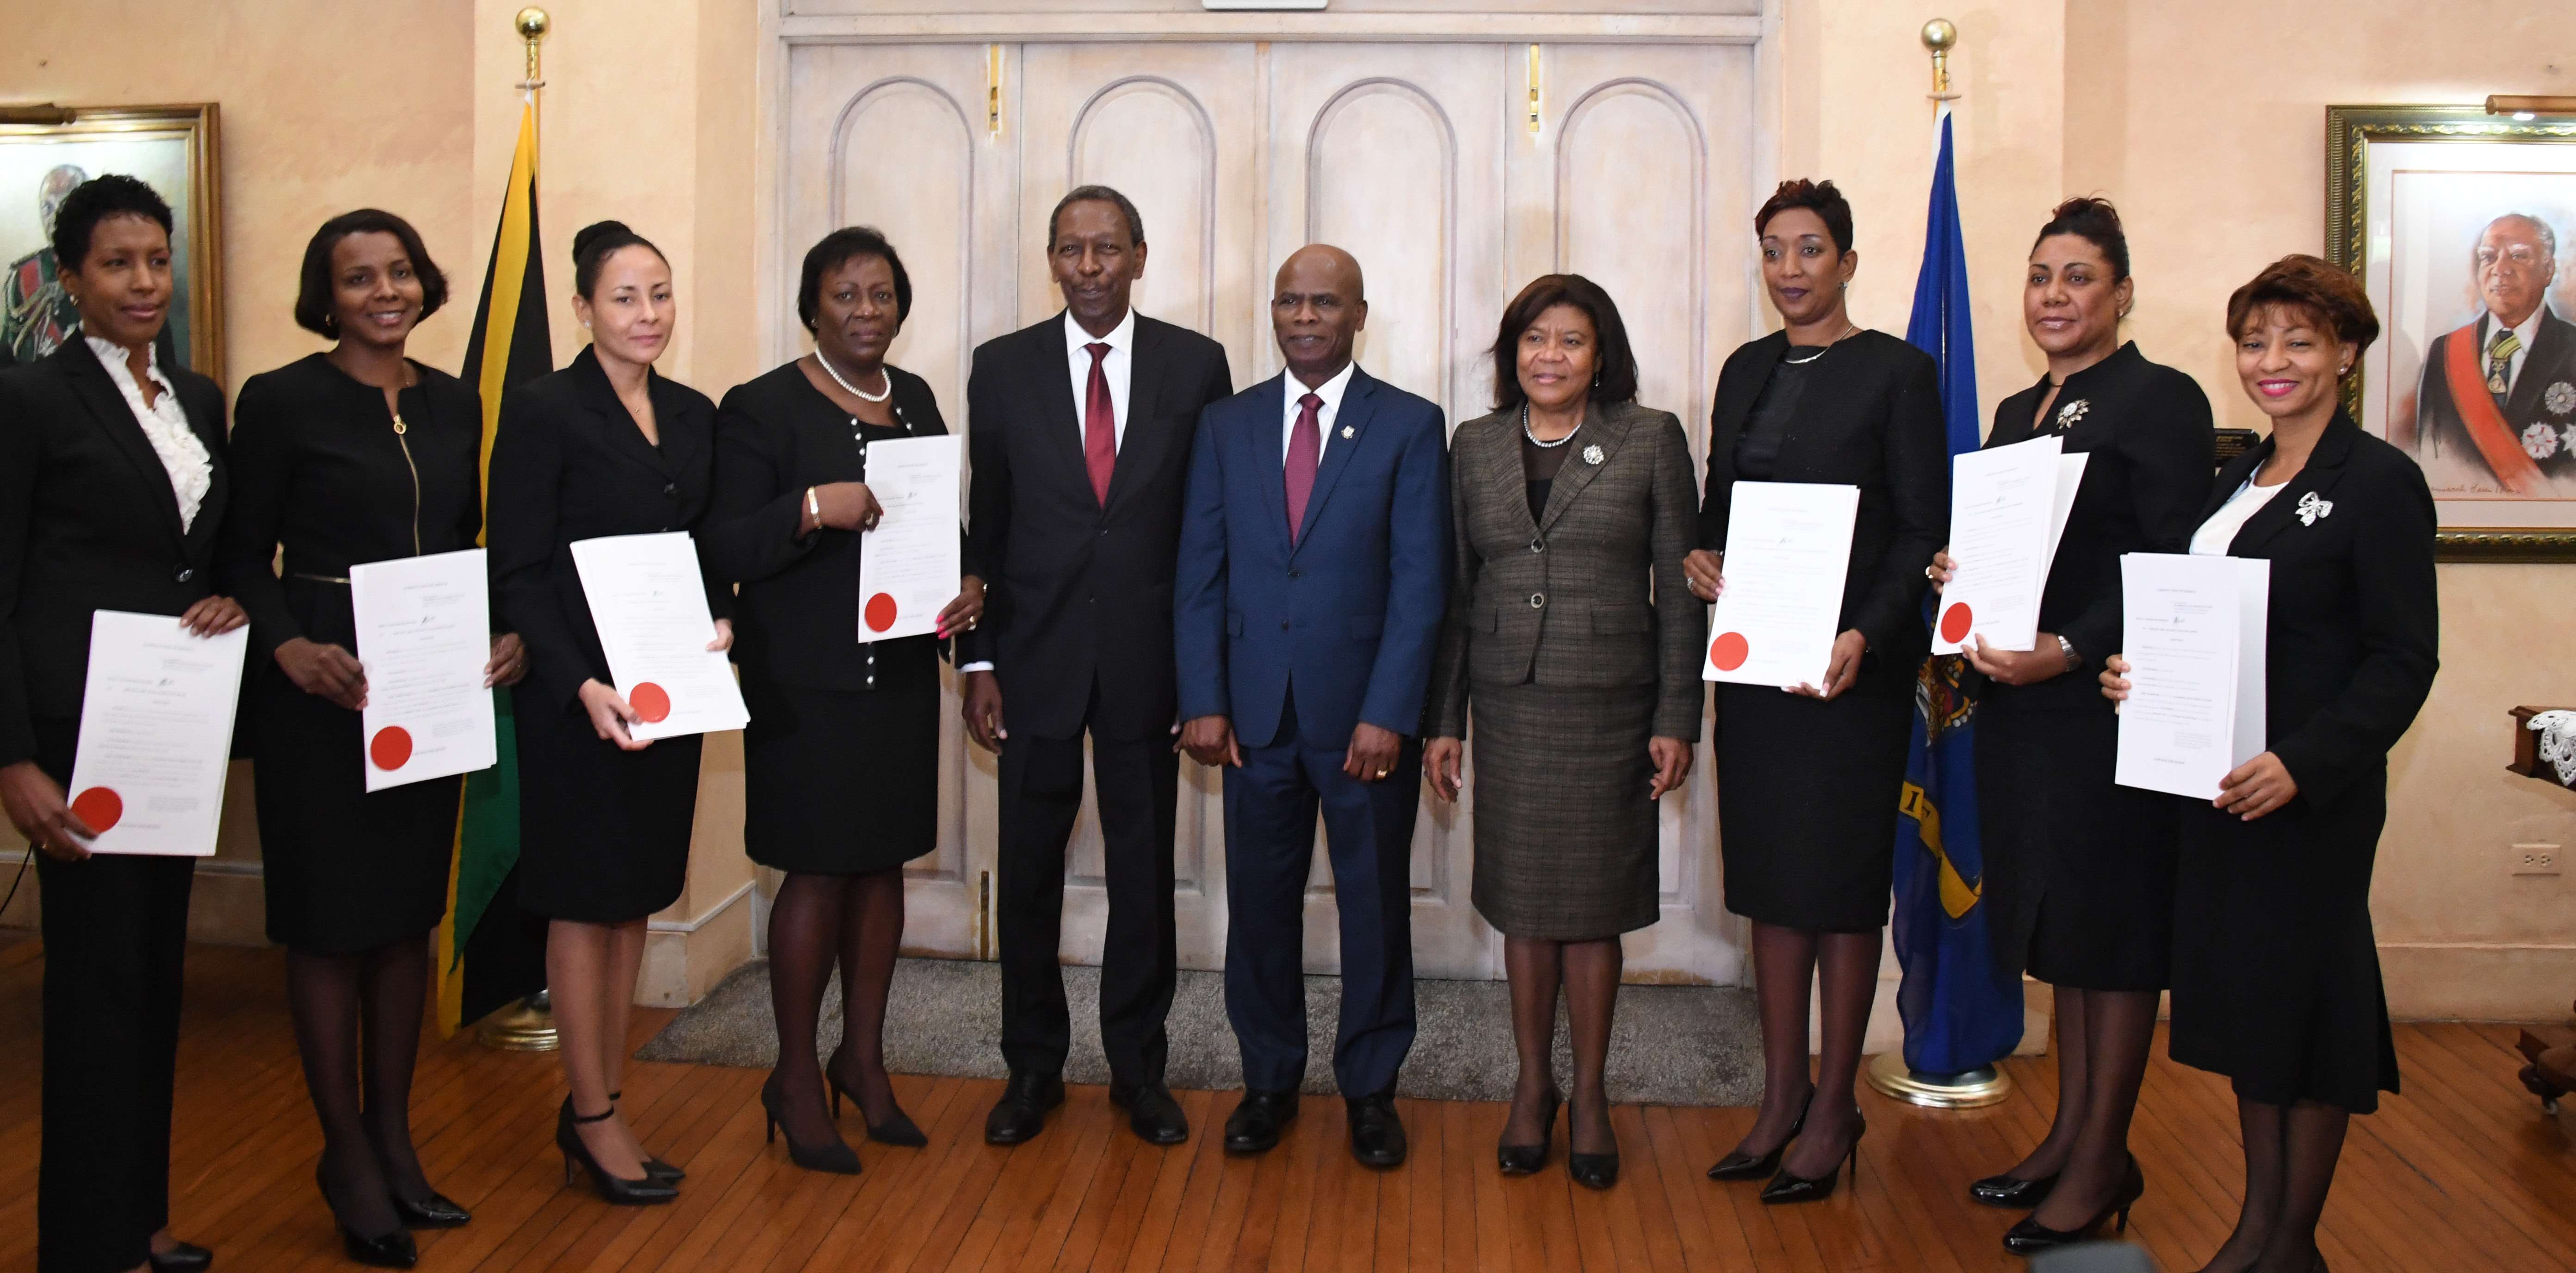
[
  {"x1": 146, "y1": 1241, "x2": 214, "y2": 1273},
  {"x1": 1110, "y1": 1081, "x2": 1190, "y2": 1145},
  {"x1": 1345, "y1": 1094, "x2": 1408, "y2": 1168},
  {"x1": 984, "y1": 1071, "x2": 1066, "y2": 1145},
  {"x1": 316, "y1": 1163, "x2": 420, "y2": 1267},
  {"x1": 1224, "y1": 1089, "x2": 1300, "y2": 1154},
  {"x1": 1969, "y1": 1169, "x2": 2057, "y2": 1209},
  {"x1": 823, "y1": 1054, "x2": 929, "y2": 1147},
  {"x1": 1497, "y1": 1087, "x2": 1561, "y2": 1175},
  {"x1": 389, "y1": 1190, "x2": 471, "y2": 1228},
  {"x1": 2001, "y1": 1155, "x2": 2143, "y2": 1256},
  {"x1": 608, "y1": 1091, "x2": 685, "y2": 1180},
  {"x1": 1708, "y1": 1106, "x2": 1806, "y2": 1181},
  {"x1": 1759, "y1": 1112, "x2": 1865, "y2": 1205}
]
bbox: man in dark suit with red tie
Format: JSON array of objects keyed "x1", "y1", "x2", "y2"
[{"x1": 960, "y1": 186, "x2": 1233, "y2": 1148}]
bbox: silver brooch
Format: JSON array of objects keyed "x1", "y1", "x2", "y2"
[
  {"x1": 2056, "y1": 398, "x2": 2091, "y2": 428},
  {"x1": 1582, "y1": 443, "x2": 1605, "y2": 465},
  {"x1": 2548, "y1": 381, "x2": 2576, "y2": 417},
  {"x1": 1341, "y1": 425, "x2": 1355, "y2": 439},
  {"x1": 2295, "y1": 490, "x2": 2333, "y2": 525},
  {"x1": 2526, "y1": 423, "x2": 2563, "y2": 461}
]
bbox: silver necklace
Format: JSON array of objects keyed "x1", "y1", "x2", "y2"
[
  {"x1": 1780, "y1": 322, "x2": 1859, "y2": 365},
  {"x1": 1522, "y1": 404, "x2": 1581, "y2": 449},
  {"x1": 816, "y1": 347, "x2": 892, "y2": 402}
]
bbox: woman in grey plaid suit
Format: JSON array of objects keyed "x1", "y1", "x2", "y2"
[{"x1": 1424, "y1": 274, "x2": 1705, "y2": 1191}]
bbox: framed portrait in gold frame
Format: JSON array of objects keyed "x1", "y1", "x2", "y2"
[
  {"x1": 2328, "y1": 103, "x2": 2576, "y2": 562},
  {"x1": 0, "y1": 104, "x2": 223, "y2": 382}
]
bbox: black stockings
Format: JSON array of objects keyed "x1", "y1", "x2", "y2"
[
  {"x1": 1501, "y1": 936, "x2": 1622, "y2": 1154},
  {"x1": 2197, "y1": 1096, "x2": 2348, "y2": 1273},
  {"x1": 1731, "y1": 922, "x2": 1879, "y2": 1180},
  {"x1": 768, "y1": 868, "x2": 907, "y2": 1145},
  {"x1": 2024, "y1": 987, "x2": 2158, "y2": 1230},
  {"x1": 286, "y1": 937, "x2": 435, "y2": 1237}
]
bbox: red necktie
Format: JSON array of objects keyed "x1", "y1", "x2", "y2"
[
  {"x1": 1285, "y1": 392, "x2": 1322, "y2": 543},
  {"x1": 1083, "y1": 341, "x2": 1116, "y2": 507}
]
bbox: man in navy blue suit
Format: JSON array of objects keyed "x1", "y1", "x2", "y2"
[{"x1": 1173, "y1": 244, "x2": 1449, "y2": 1168}]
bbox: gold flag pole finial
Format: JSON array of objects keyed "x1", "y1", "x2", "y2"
[
  {"x1": 516, "y1": 7, "x2": 550, "y2": 91},
  {"x1": 1922, "y1": 19, "x2": 1959, "y2": 102}
]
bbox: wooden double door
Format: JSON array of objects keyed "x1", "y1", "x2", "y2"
[{"x1": 782, "y1": 36, "x2": 1758, "y2": 984}]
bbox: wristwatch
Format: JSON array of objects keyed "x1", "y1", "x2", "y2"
[{"x1": 2055, "y1": 633, "x2": 2081, "y2": 671}]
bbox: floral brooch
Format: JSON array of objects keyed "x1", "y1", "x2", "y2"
[
  {"x1": 2296, "y1": 490, "x2": 2334, "y2": 526},
  {"x1": 1583, "y1": 443, "x2": 1605, "y2": 465},
  {"x1": 2056, "y1": 398, "x2": 2091, "y2": 429},
  {"x1": 2526, "y1": 422, "x2": 2563, "y2": 462},
  {"x1": 2547, "y1": 380, "x2": 2576, "y2": 417}
]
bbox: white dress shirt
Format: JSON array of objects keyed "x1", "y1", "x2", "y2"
[
  {"x1": 2190, "y1": 476, "x2": 2288, "y2": 556},
  {"x1": 1282, "y1": 361, "x2": 1358, "y2": 462},
  {"x1": 1064, "y1": 307, "x2": 1136, "y2": 451},
  {"x1": 2481, "y1": 306, "x2": 2546, "y2": 397},
  {"x1": 85, "y1": 333, "x2": 211, "y2": 532}
]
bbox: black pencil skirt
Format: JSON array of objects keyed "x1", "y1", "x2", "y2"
[
  {"x1": 510, "y1": 684, "x2": 700, "y2": 924},
  {"x1": 1714, "y1": 677, "x2": 1913, "y2": 933}
]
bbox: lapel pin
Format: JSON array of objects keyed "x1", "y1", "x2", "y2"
[
  {"x1": 2295, "y1": 491, "x2": 2333, "y2": 525},
  {"x1": 1341, "y1": 425, "x2": 1355, "y2": 439},
  {"x1": 2056, "y1": 398, "x2": 2091, "y2": 429},
  {"x1": 1583, "y1": 443, "x2": 1605, "y2": 465}
]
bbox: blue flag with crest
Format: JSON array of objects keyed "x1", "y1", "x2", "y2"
[{"x1": 1890, "y1": 108, "x2": 2025, "y2": 1075}]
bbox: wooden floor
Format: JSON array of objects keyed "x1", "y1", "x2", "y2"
[{"x1": 4, "y1": 941, "x2": 2572, "y2": 1272}]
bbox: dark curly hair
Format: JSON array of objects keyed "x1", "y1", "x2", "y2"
[
  {"x1": 2225, "y1": 254, "x2": 2379, "y2": 360},
  {"x1": 50, "y1": 173, "x2": 173, "y2": 270},
  {"x1": 796, "y1": 226, "x2": 911, "y2": 334},
  {"x1": 294, "y1": 209, "x2": 449, "y2": 338},
  {"x1": 2033, "y1": 196, "x2": 2130, "y2": 281},
  {"x1": 1753, "y1": 178, "x2": 1852, "y2": 253},
  {"x1": 1490, "y1": 273, "x2": 1640, "y2": 410}
]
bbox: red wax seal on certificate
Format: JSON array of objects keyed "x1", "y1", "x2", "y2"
[
  {"x1": 1710, "y1": 631, "x2": 1749, "y2": 672},
  {"x1": 71, "y1": 786, "x2": 124, "y2": 833},
  {"x1": 629, "y1": 682, "x2": 671, "y2": 724},
  {"x1": 369, "y1": 727, "x2": 413, "y2": 771},
  {"x1": 1938, "y1": 602, "x2": 1973, "y2": 644},
  {"x1": 864, "y1": 592, "x2": 898, "y2": 633}
]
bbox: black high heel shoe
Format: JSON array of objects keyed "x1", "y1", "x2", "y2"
[
  {"x1": 316, "y1": 1163, "x2": 419, "y2": 1269},
  {"x1": 607, "y1": 1091, "x2": 685, "y2": 1181},
  {"x1": 825, "y1": 1052, "x2": 929, "y2": 1148},
  {"x1": 1708, "y1": 1105, "x2": 1807, "y2": 1180},
  {"x1": 1566, "y1": 1092, "x2": 1619, "y2": 1191},
  {"x1": 387, "y1": 1191, "x2": 471, "y2": 1229},
  {"x1": 1496, "y1": 1085, "x2": 1562, "y2": 1175},
  {"x1": 144, "y1": 1242, "x2": 214, "y2": 1273},
  {"x1": 762, "y1": 1075, "x2": 862, "y2": 1174},
  {"x1": 556, "y1": 1100, "x2": 681, "y2": 1205},
  {"x1": 2000, "y1": 1154, "x2": 2144, "y2": 1256},
  {"x1": 1758, "y1": 1112, "x2": 1864, "y2": 1205},
  {"x1": 1969, "y1": 1168, "x2": 2058, "y2": 1209}
]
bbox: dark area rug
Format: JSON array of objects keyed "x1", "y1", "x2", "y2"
[{"x1": 637, "y1": 957, "x2": 1761, "y2": 1106}]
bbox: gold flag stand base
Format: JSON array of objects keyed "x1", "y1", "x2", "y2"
[
  {"x1": 476, "y1": 991, "x2": 560, "y2": 1052},
  {"x1": 1867, "y1": 1049, "x2": 2012, "y2": 1108}
]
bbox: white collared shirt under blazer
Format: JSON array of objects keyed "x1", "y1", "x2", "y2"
[{"x1": 85, "y1": 333, "x2": 211, "y2": 531}]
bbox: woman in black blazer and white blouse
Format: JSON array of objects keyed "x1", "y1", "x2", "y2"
[
  {"x1": 225, "y1": 210, "x2": 527, "y2": 1263},
  {"x1": 0, "y1": 175, "x2": 239, "y2": 1273},
  {"x1": 1688, "y1": 180, "x2": 1948, "y2": 1203},
  {"x1": 1928, "y1": 199, "x2": 2214, "y2": 1254},
  {"x1": 701, "y1": 227, "x2": 982, "y2": 1174},
  {"x1": 488, "y1": 221, "x2": 729, "y2": 1206},
  {"x1": 2103, "y1": 255, "x2": 2438, "y2": 1273}
]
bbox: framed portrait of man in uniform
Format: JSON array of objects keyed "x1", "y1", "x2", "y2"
[
  {"x1": 2330, "y1": 103, "x2": 2576, "y2": 560},
  {"x1": 0, "y1": 104, "x2": 223, "y2": 380}
]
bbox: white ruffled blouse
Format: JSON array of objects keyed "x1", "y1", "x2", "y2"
[{"x1": 85, "y1": 334, "x2": 212, "y2": 532}]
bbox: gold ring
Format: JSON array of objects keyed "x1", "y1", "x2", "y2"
[{"x1": 1375, "y1": 769, "x2": 1390, "y2": 779}]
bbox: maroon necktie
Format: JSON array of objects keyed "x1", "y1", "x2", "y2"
[
  {"x1": 1083, "y1": 341, "x2": 1116, "y2": 506},
  {"x1": 1285, "y1": 392, "x2": 1323, "y2": 543}
]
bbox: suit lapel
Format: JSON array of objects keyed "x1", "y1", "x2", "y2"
[
  {"x1": 1707, "y1": 334, "x2": 1787, "y2": 474},
  {"x1": 2508, "y1": 313, "x2": 2575, "y2": 419},
  {"x1": 1103, "y1": 318, "x2": 1166, "y2": 515},
  {"x1": 646, "y1": 372, "x2": 703, "y2": 478},
  {"x1": 1035, "y1": 315, "x2": 1097, "y2": 510},
  {"x1": 1537, "y1": 400, "x2": 1632, "y2": 532},
  {"x1": 1250, "y1": 375, "x2": 1294, "y2": 553},
  {"x1": 2228, "y1": 416, "x2": 2361, "y2": 557},
  {"x1": 1481, "y1": 415, "x2": 1534, "y2": 534},
  {"x1": 572, "y1": 349, "x2": 675, "y2": 478},
  {"x1": 1291, "y1": 365, "x2": 1374, "y2": 557},
  {"x1": 59, "y1": 339, "x2": 188, "y2": 550}
]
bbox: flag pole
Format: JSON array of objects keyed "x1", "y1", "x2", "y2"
[
  {"x1": 1865, "y1": 16, "x2": 2019, "y2": 1111},
  {"x1": 471, "y1": 6, "x2": 561, "y2": 1053}
]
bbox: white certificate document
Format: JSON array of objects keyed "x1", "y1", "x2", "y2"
[
  {"x1": 352, "y1": 548, "x2": 496, "y2": 792},
  {"x1": 570, "y1": 531, "x2": 749, "y2": 741},
  {"x1": 855, "y1": 434, "x2": 963, "y2": 642},
  {"x1": 1703, "y1": 481, "x2": 1861, "y2": 688},
  {"x1": 2115, "y1": 552, "x2": 2270, "y2": 799},
  {"x1": 1934, "y1": 436, "x2": 2088, "y2": 654},
  {"x1": 65, "y1": 611, "x2": 248, "y2": 856}
]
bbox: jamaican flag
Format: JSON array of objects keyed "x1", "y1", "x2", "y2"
[{"x1": 437, "y1": 99, "x2": 553, "y2": 1034}]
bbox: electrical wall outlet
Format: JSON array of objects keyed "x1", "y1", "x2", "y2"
[{"x1": 2513, "y1": 843, "x2": 2562, "y2": 877}]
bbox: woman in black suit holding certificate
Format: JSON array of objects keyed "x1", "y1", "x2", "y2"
[
  {"x1": 702, "y1": 227, "x2": 983, "y2": 1174},
  {"x1": 1927, "y1": 199, "x2": 2213, "y2": 1254},
  {"x1": 488, "y1": 220, "x2": 728, "y2": 1206},
  {"x1": 0, "y1": 174, "x2": 239, "y2": 1273},
  {"x1": 2103, "y1": 255, "x2": 2437, "y2": 1273},
  {"x1": 1688, "y1": 179, "x2": 1946, "y2": 1203},
  {"x1": 225, "y1": 210, "x2": 526, "y2": 1263}
]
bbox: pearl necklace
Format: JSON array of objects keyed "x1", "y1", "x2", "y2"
[
  {"x1": 1522, "y1": 404, "x2": 1582, "y2": 448},
  {"x1": 1780, "y1": 322, "x2": 1859, "y2": 365},
  {"x1": 816, "y1": 347, "x2": 892, "y2": 402}
]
